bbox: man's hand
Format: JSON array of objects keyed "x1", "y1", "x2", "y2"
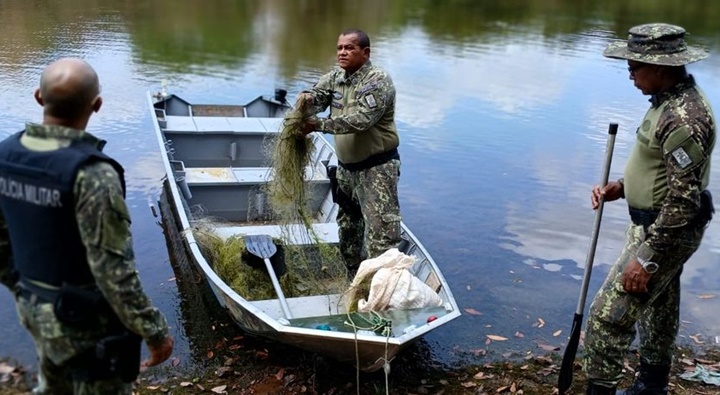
[
  {"x1": 141, "y1": 335, "x2": 174, "y2": 368},
  {"x1": 303, "y1": 118, "x2": 318, "y2": 136},
  {"x1": 621, "y1": 257, "x2": 652, "y2": 294},
  {"x1": 297, "y1": 93, "x2": 314, "y2": 108},
  {"x1": 591, "y1": 180, "x2": 624, "y2": 209}
]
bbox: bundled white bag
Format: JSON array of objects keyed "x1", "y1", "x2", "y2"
[{"x1": 347, "y1": 248, "x2": 442, "y2": 312}]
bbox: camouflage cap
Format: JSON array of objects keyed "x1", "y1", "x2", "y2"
[{"x1": 603, "y1": 23, "x2": 708, "y2": 66}]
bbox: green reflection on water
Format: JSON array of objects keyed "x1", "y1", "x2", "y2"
[{"x1": 1, "y1": 0, "x2": 718, "y2": 78}]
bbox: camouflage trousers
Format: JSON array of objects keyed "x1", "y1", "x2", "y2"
[
  {"x1": 15, "y1": 293, "x2": 133, "y2": 395},
  {"x1": 336, "y1": 159, "x2": 402, "y2": 268},
  {"x1": 583, "y1": 222, "x2": 704, "y2": 386}
]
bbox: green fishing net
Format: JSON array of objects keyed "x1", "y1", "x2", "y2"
[{"x1": 193, "y1": 95, "x2": 352, "y2": 303}]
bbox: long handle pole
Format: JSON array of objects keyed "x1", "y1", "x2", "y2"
[
  {"x1": 558, "y1": 123, "x2": 618, "y2": 394},
  {"x1": 263, "y1": 257, "x2": 293, "y2": 319}
]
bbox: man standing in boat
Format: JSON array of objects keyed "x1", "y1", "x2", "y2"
[
  {"x1": 299, "y1": 29, "x2": 402, "y2": 273},
  {"x1": 584, "y1": 24, "x2": 715, "y2": 395},
  {"x1": 0, "y1": 58, "x2": 173, "y2": 394}
]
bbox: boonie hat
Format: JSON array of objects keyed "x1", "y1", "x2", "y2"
[{"x1": 603, "y1": 23, "x2": 708, "y2": 66}]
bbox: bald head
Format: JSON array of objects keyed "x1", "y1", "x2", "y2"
[{"x1": 35, "y1": 58, "x2": 101, "y2": 122}]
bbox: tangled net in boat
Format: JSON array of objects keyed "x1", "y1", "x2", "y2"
[
  {"x1": 259, "y1": 94, "x2": 350, "y2": 297},
  {"x1": 193, "y1": 225, "x2": 302, "y2": 300},
  {"x1": 192, "y1": 96, "x2": 350, "y2": 302}
]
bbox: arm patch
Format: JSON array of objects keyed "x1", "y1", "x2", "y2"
[
  {"x1": 662, "y1": 126, "x2": 707, "y2": 173},
  {"x1": 365, "y1": 94, "x2": 377, "y2": 108}
]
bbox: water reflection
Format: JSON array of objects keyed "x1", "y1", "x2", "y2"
[{"x1": 1, "y1": 0, "x2": 720, "y2": 372}]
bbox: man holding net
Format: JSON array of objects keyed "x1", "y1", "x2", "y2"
[{"x1": 299, "y1": 28, "x2": 401, "y2": 275}]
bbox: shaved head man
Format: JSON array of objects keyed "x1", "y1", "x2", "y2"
[
  {"x1": 0, "y1": 58, "x2": 173, "y2": 394},
  {"x1": 34, "y1": 58, "x2": 102, "y2": 127}
]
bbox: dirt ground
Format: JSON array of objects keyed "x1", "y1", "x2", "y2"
[{"x1": 3, "y1": 340, "x2": 719, "y2": 395}]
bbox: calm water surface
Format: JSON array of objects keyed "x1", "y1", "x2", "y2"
[{"x1": 1, "y1": 0, "x2": 720, "y2": 371}]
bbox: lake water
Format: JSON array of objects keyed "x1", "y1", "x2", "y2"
[{"x1": 1, "y1": 0, "x2": 720, "y2": 372}]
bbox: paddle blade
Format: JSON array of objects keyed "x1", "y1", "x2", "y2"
[
  {"x1": 558, "y1": 313, "x2": 583, "y2": 394},
  {"x1": 244, "y1": 234, "x2": 278, "y2": 259}
]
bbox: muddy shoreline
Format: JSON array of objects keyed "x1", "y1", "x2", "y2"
[{"x1": 3, "y1": 297, "x2": 719, "y2": 395}]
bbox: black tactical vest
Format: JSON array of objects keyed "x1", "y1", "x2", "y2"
[{"x1": 0, "y1": 131, "x2": 125, "y2": 287}]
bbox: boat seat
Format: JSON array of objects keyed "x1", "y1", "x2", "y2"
[
  {"x1": 164, "y1": 116, "x2": 283, "y2": 134},
  {"x1": 183, "y1": 166, "x2": 329, "y2": 186},
  {"x1": 212, "y1": 222, "x2": 340, "y2": 245}
]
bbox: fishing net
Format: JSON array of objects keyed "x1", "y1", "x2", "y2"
[
  {"x1": 259, "y1": 95, "x2": 350, "y2": 298},
  {"x1": 191, "y1": 95, "x2": 351, "y2": 303}
]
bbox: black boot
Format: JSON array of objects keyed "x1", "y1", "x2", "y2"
[
  {"x1": 616, "y1": 362, "x2": 670, "y2": 395},
  {"x1": 587, "y1": 382, "x2": 617, "y2": 395}
]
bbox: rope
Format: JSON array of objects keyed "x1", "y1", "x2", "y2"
[{"x1": 344, "y1": 311, "x2": 393, "y2": 395}]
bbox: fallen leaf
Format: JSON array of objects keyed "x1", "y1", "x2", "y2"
[
  {"x1": 0, "y1": 363, "x2": 15, "y2": 375},
  {"x1": 464, "y1": 308, "x2": 483, "y2": 316},
  {"x1": 180, "y1": 382, "x2": 193, "y2": 387},
  {"x1": 473, "y1": 371, "x2": 486, "y2": 379},
  {"x1": 698, "y1": 294, "x2": 716, "y2": 299},
  {"x1": 211, "y1": 385, "x2": 227, "y2": 394},
  {"x1": 487, "y1": 335, "x2": 509, "y2": 341},
  {"x1": 534, "y1": 356, "x2": 553, "y2": 364},
  {"x1": 496, "y1": 385, "x2": 509, "y2": 393},
  {"x1": 694, "y1": 358, "x2": 716, "y2": 365},
  {"x1": 538, "y1": 343, "x2": 560, "y2": 352},
  {"x1": 215, "y1": 367, "x2": 232, "y2": 378},
  {"x1": 553, "y1": 330, "x2": 562, "y2": 337},
  {"x1": 171, "y1": 357, "x2": 180, "y2": 367},
  {"x1": 680, "y1": 358, "x2": 695, "y2": 366},
  {"x1": 207, "y1": 351, "x2": 214, "y2": 359},
  {"x1": 461, "y1": 381, "x2": 477, "y2": 388},
  {"x1": 514, "y1": 331, "x2": 525, "y2": 338},
  {"x1": 538, "y1": 318, "x2": 545, "y2": 328},
  {"x1": 520, "y1": 365, "x2": 529, "y2": 370},
  {"x1": 689, "y1": 335, "x2": 704, "y2": 344},
  {"x1": 276, "y1": 368, "x2": 285, "y2": 380},
  {"x1": 146, "y1": 386, "x2": 160, "y2": 390},
  {"x1": 502, "y1": 352, "x2": 513, "y2": 358},
  {"x1": 167, "y1": 277, "x2": 176, "y2": 282},
  {"x1": 511, "y1": 382, "x2": 517, "y2": 392},
  {"x1": 228, "y1": 344, "x2": 243, "y2": 351}
]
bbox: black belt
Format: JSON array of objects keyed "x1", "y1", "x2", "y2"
[
  {"x1": 17, "y1": 280, "x2": 59, "y2": 303},
  {"x1": 628, "y1": 190, "x2": 715, "y2": 231},
  {"x1": 339, "y1": 147, "x2": 399, "y2": 172},
  {"x1": 628, "y1": 206, "x2": 659, "y2": 231}
]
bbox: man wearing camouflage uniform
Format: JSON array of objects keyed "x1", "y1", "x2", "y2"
[
  {"x1": 0, "y1": 58, "x2": 173, "y2": 394},
  {"x1": 584, "y1": 24, "x2": 715, "y2": 395},
  {"x1": 300, "y1": 29, "x2": 401, "y2": 271}
]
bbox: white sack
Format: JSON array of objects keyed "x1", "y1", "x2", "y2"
[{"x1": 347, "y1": 248, "x2": 442, "y2": 312}]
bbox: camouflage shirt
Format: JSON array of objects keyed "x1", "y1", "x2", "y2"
[
  {"x1": 623, "y1": 76, "x2": 716, "y2": 264},
  {"x1": 0, "y1": 123, "x2": 169, "y2": 345},
  {"x1": 303, "y1": 61, "x2": 399, "y2": 164}
]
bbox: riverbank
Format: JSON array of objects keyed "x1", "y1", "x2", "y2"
[{"x1": 3, "y1": 341, "x2": 718, "y2": 394}]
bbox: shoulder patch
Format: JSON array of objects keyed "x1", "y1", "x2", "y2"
[
  {"x1": 671, "y1": 147, "x2": 692, "y2": 169},
  {"x1": 365, "y1": 94, "x2": 377, "y2": 108},
  {"x1": 357, "y1": 82, "x2": 378, "y2": 96}
]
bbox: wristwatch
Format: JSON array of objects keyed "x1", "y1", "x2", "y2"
[{"x1": 637, "y1": 256, "x2": 659, "y2": 274}]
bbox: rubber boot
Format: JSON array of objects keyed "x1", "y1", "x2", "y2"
[
  {"x1": 616, "y1": 362, "x2": 670, "y2": 395},
  {"x1": 587, "y1": 382, "x2": 617, "y2": 395}
]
